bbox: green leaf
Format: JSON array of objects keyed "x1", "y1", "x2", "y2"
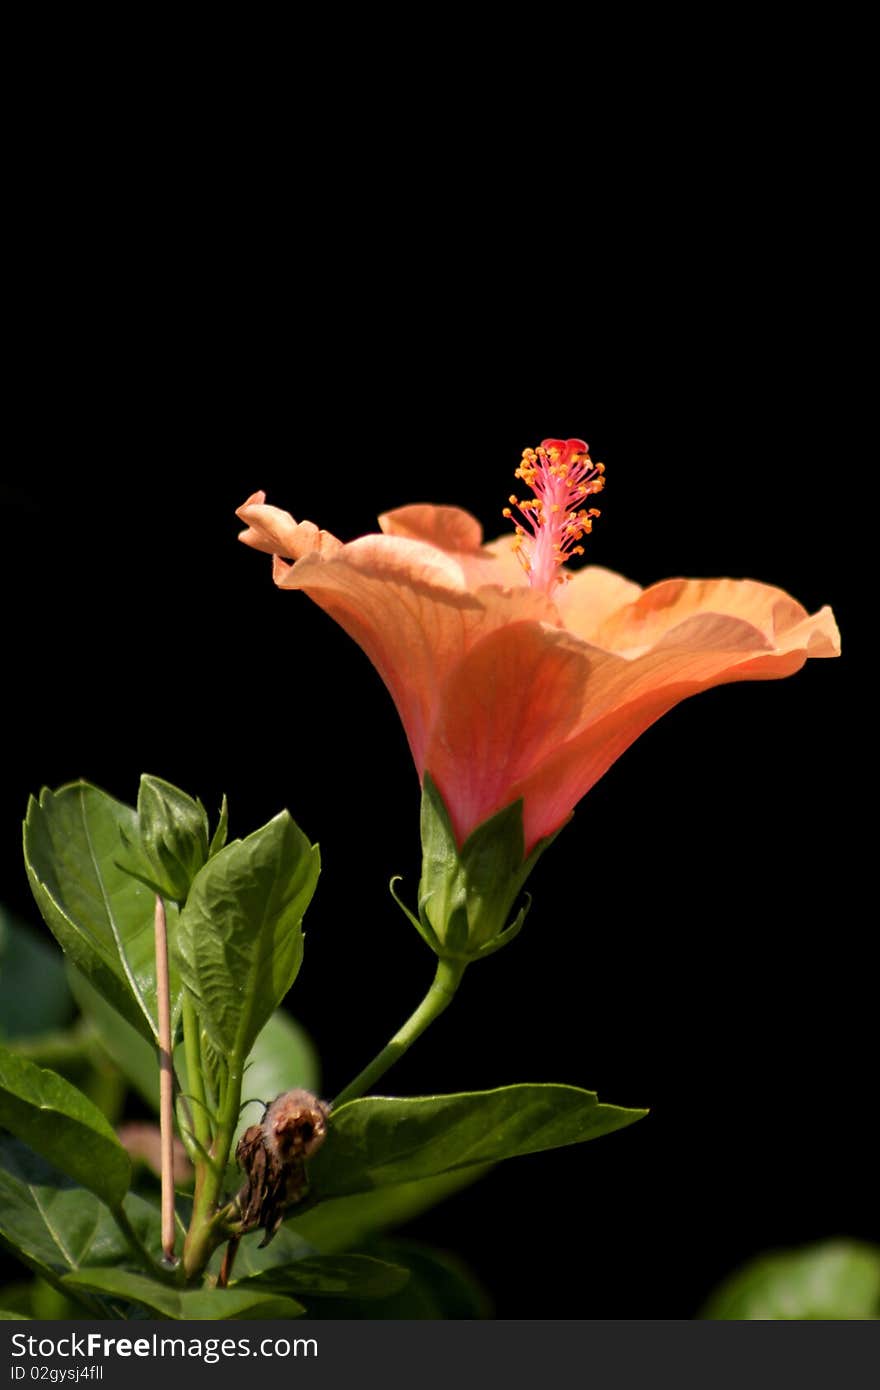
[
  {"x1": 210, "y1": 1224, "x2": 313, "y2": 1280},
  {"x1": 0, "y1": 1045, "x2": 130, "y2": 1207},
  {"x1": 0, "y1": 908, "x2": 74, "y2": 1041},
  {"x1": 291, "y1": 1167, "x2": 491, "y2": 1253},
  {"x1": 703, "y1": 1240, "x2": 880, "y2": 1320},
  {"x1": 0, "y1": 1135, "x2": 163, "y2": 1284},
  {"x1": 374, "y1": 1240, "x2": 488, "y2": 1318},
  {"x1": 295, "y1": 1240, "x2": 487, "y2": 1319},
  {"x1": 236, "y1": 1253, "x2": 409, "y2": 1300},
  {"x1": 310, "y1": 1084, "x2": 646, "y2": 1199},
  {"x1": 63, "y1": 1268, "x2": 305, "y2": 1319},
  {"x1": 209, "y1": 795, "x2": 229, "y2": 857},
  {"x1": 23, "y1": 783, "x2": 182, "y2": 1044},
  {"x1": 177, "y1": 811, "x2": 320, "y2": 1062},
  {"x1": 0, "y1": 1311, "x2": 28, "y2": 1319}
]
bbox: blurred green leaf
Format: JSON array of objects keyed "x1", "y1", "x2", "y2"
[
  {"x1": 703, "y1": 1240, "x2": 880, "y2": 1319},
  {"x1": 0, "y1": 1136, "x2": 163, "y2": 1284},
  {"x1": 63, "y1": 1268, "x2": 305, "y2": 1320},
  {"x1": 235, "y1": 1253, "x2": 409, "y2": 1300},
  {"x1": 291, "y1": 1167, "x2": 490, "y2": 1253},
  {"x1": 67, "y1": 966, "x2": 178, "y2": 1114},
  {"x1": 298, "y1": 1240, "x2": 488, "y2": 1319},
  {"x1": 374, "y1": 1240, "x2": 489, "y2": 1317},
  {"x1": 0, "y1": 1311, "x2": 28, "y2": 1319},
  {"x1": 210, "y1": 1224, "x2": 313, "y2": 1280},
  {"x1": 310, "y1": 1085, "x2": 646, "y2": 1199},
  {"x1": 177, "y1": 812, "x2": 319, "y2": 1062},
  {"x1": 0, "y1": 908, "x2": 74, "y2": 1040},
  {"x1": 23, "y1": 783, "x2": 182, "y2": 1044},
  {"x1": 0, "y1": 1046, "x2": 130, "y2": 1207}
]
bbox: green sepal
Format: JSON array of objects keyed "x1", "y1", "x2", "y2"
[
  {"x1": 413, "y1": 774, "x2": 562, "y2": 960},
  {"x1": 389, "y1": 876, "x2": 441, "y2": 954},
  {"x1": 470, "y1": 893, "x2": 532, "y2": 961}
]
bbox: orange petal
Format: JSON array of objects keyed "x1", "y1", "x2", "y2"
[
  {"x1": 555, "y1": 565, "x2": 644, "y2": 642},
  {"x1": 381, "y1": 508, "x2": 532, "y2": 590},
  {"x1": 590, "y1": 576, "x2": 824, "y2": 655},
  {"x1": 424, "y1": 623, "x2": 592, "y2": 845},
  {"x1": 275, "y1": 533, "x2": 558, "y2": 772},
  {"x1": 236, "y1": 493, "x2": 343, "y2": 560},
  {"x1": 510, "y1": 604, "x2": 840, "y2": 849},
  {"x1": 379, "y1": 504, "x2": 484, "y2": 553}
]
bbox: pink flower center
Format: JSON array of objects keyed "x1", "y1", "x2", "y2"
[{"x1": 503, "y1": 437, "x2": 606, "y2": 592}]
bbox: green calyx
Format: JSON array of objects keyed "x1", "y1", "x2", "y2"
[{"x1": 391, "y1": 774, "x2": 561, "y2": 963}]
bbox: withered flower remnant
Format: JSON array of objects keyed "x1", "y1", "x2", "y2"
[{"x1": 235, "y1": 1088, "x2": 330, "y2": 1246}]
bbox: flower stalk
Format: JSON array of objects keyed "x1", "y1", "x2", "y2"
[{"x1": 333, "y1": 957, "x2": 467, "y2": 1108}]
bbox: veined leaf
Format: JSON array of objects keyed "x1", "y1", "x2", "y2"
[
  {"x1": 63, "y1": 1268, "x2": 305, "y2": 1320},
  {"x1": 234, "y1": 1253, "x2": 409, "y2": 1300},
  {"x1": 0, "y1": 1046, "x2": 130, "y2": 1207},
  {"x1": 299, "y1": 1239, "x2": 488, "y2": 1319},
  {"x1": 23, "y1": 783, "x2": 182, "y2": 1043},
  {"x1": 0, "y1": 1135, "x2": 164, "y2": 1285},
  {"x1": 177, "y1": 812, "x2": 319, "y2": 1063},
  {"x1": 310, "y1": 1084, "x2": 645, "y2": 1199}
]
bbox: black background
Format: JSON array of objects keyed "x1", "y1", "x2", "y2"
[{"x1": 1, "y1": 92, "x2": 872, "y2": 1318}]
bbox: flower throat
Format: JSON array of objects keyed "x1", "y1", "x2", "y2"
[{"x1": 503, "y1": 437, "x2": 605, "y2": 593}]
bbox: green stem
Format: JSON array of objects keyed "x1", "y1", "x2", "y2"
[
  {"x1": 181, "y1": 1058, "x2": 244, "y2": 1281},
  {"x1": 333, "y1": 957, "x2": 467, "y2": 1108},
  {"x1": 182, "y1": 993, "x2": 211, "y2": 1152}
]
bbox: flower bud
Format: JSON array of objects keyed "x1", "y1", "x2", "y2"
[{"x1": 118, "y1": 776, "x2": 227, "y2": 906}]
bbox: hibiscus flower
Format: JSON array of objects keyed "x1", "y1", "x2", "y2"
[{"x1": 237, "y1": 439, "x2": 839, "y2": 858}]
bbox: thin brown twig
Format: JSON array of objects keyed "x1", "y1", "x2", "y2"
[
  {"x1": 218, "y1": 1237, "x2": 240, "y2": 1289},
  {"x1": 154, "y1": 894, "x2": 177, "y2": 1264}
]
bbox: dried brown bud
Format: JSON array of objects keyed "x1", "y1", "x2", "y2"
[{"x1": 235, "y1": 1088, "x2": 330, "y2": 1246}]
